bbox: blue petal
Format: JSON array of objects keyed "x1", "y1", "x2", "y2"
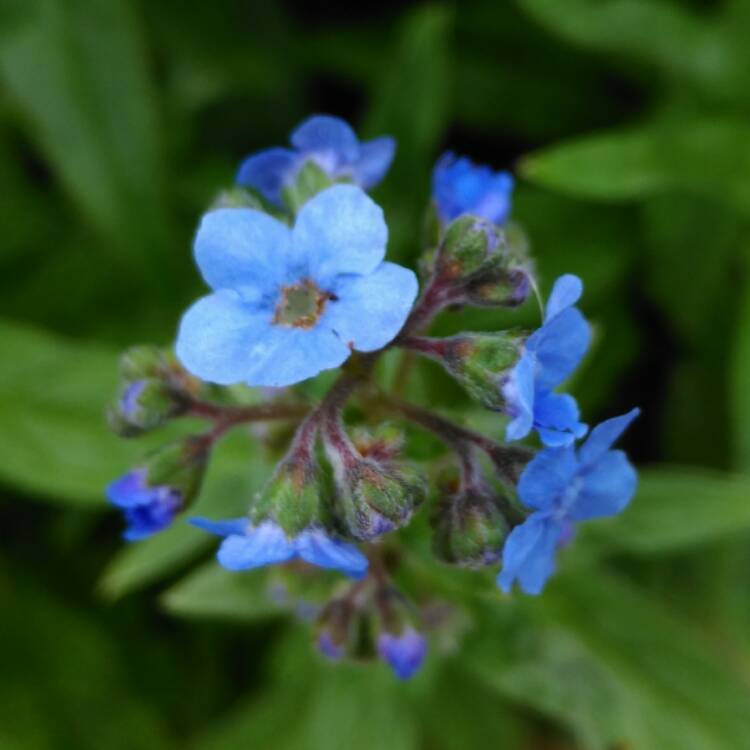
[
  {"x1": 352, "y1": 136, "x2": 396, "y2": 188},
  {"x1": 317, "y1": 633, "x2": 344, "y2": 661},
  {"x1": 322, "y1": 262, "x2": 418, "y2": 352},
  {"x1": 568, "y1": 450, "x2": 638, "y2": 521},
  {"x1": 236, "y1": 147, "x2": 298, "y2": 207},
  {"x1": 377, "y1": 627, "x2": 427, "y2": 680},
  {"x1": 176, "y1": 290, "x2": 274, "y2": 385},
  {"x1": 123, "y1": 493, "x2": 180, "y2": 541},
  {"x1": 216, "y1": 521, "x2": 296, "y2": 571},
  {"x1": 106, "y1": 469, "x2": 151, "y2": 508},
  {"x1": 528, "y1": 307, "x2": 591, "y2": 391},
  {"x1": 534, "y1": 391, "x2": 588, "y2": 447},
  {"x1": 517, "y1": 446, "x2": 578, "y2": 512},
  {"x1": 578, "y1": 408, "x2": 640, "y2": 467},
  {"x1": 190, "y1": 517, "x2": 248, "y2": 537},
  {"x1": 295, "y1": 529, "x2": 369, "y2": 578},
  {"x1": 497, "y1": 513, "x2": 563, "y2": 595},
  {"x1": 242, "y1": 324, "x2": 350, "y2": 387},
  {"x1": 193, "y1": 208, "x2": 291, "y2": 293},
  {"x1": 292, "y1": 185, "x2": 387, "y2": 286},
  {"x1": 120, "y1": 380, "x2": 146, "y2": 419},
  {"x1": 503, "y1": 349, "x2": 536, "y2": 441},
  {"x1": 545, "y1": 274, "x2": 583, "y2": 320},
  {"x1": 473, "y1": 171, "x2": 514, "y2": 225},
  {"x1": 290, "y1": 115, "x2": 359, "y2": 164}
]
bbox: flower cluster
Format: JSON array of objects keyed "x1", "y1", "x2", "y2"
[{"x1": 106, "y1": 114, "x2": 639, "y2": 681}]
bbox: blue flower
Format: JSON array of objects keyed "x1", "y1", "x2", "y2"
[
  {"x1": 498, "y1": 408, "x2": 640, "y2": 595},
  {"x1": 502, "y1": 274, "x2": 591, "y2": 447},
  {"x1": 432, "y1": 152, "x2": 514, "y2": 225},
  {"x1": 236, "y1": 114, "x2": 396, "y2": 207},
  {"x1": 176, "y1": 184, "x2": 418, "y2": 387},
  {"x1": 190, "y1": 517, "x2": 369, "y2": 579},
  {"x1": 106, "y1": 469, "x2": 182, "y2": 541},
  {"x1": 377, "y1": 627, "x2": 427, "y2": 680}
]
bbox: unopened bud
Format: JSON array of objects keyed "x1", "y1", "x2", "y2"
[
  {"x1": 108, "y1": 378, "x2": 185, "y2": 436},
  {"x1": 210, "y1": 186, "x2": 264, "y2": 210},
  {"x1": 282, "y1": 160, "x2": 334, "y2": 213},
  {"x1": 373, "y1": 586, "x2": 427, "y2": 680},
  {"x1": 432, "y1": 484, "x2": 510, "y2": 568}
]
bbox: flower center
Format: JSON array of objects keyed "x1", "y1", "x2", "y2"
[{"x1": 273, "y1": 279, "x2": 331, "y2": 329}]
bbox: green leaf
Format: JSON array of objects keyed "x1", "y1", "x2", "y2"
[
  {"x1": 0, "y1": 318, "x2": 144, "y2": 503},
  {"x1": 99, "y1": 430, "x2": 274, "y2": 599},
  {"x1": 520, "y1": 117, "x2": 750, "y2": 215},
  {"x1": 583, "y1": 467, "x2": 750, "y2": 555},
  {"x1": 515, "y1": 0, "x2": 746, "y2": 103},
  {"x1": 0, "y1": 0, "x2": 174, "y2": 284},
  {"x1": 732, "y1": 280, "x2": 750, "y2": 472}
]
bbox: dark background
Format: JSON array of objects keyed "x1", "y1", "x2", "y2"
[{"x1": 2, "y1": 1, "x2": 750, "y2": 748}]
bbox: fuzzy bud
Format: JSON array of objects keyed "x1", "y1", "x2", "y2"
[{"x1": 282, "y1": 160, "x2": 335, "y2": 213}]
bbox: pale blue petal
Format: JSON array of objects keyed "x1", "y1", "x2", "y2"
[
  {"x1": 528, "y1": 307, "x2": 591, "y2": 391},
  {"x1": 534, "y1": 391, "x2": 588, "y2": 447},
  {"x1": 194, "y1": 208, "x2": 291, "y2": 292},
  {"x1": 578, "y1": 408, "x2": 640, "y2": 467},
  {"x1": 290, "y1": 115, "x2": 359, "y2": 164},
  {"x1": 293, "y1": 185, "x2": 387, "y2": 285},
  {"x1": 216, "y1": 521, "x2": 295, "y2": 571},
  {"x1": 568, "y1": 450, "x2": 638, "y2": 521},
  {"x1": 517, "y1": 446, "x2": 578, "y2": 511},
  {"x1": 353, "y1": 137, "x2": 396, "y2": 188},
  {"x1": 545, "y1": 274, "x2": 583, "y2": 320},
  {"x1": 236, "y1": 147, "x2": 298, "y2": 206},
  {"x1": 242, "y1": 324, "x2": 350, "y2": 387},
  {"x1": 498, "y1": 513, "x2": 563, "y2": 595},
  {"x1": 295, "y1": 529, "x2": 369, "y2": 578},
  {"x1": 503, "y1": 349, "x2": 536, "y2": 441},
  {"x1": 176, "y1": 290, "x2": 274, "y2": 385},
  {"x1": 377, "y1": 628, "x2": 427, "y2": 680},
  {"x1": 190, "y1": 517, "x2": 248, "y2": 537},
  {"x1": 321, "y1": 262, "x2": 418, "y2": 352}
]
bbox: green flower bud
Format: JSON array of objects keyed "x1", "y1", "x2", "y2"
[
  {"x1": 432, "y1": 484, "x2": 510, "y2": 568},
  {"x1": 108, "y1": 378, "x2": 185, "y2": 437},
  {"x1": 210, "y1": 186, "x2": 265, "y2": 210},
  {"x1": 282, "y1": 160, "x2": 335, "y2": 214},
  {"x1": 421, "y1": 332, "x2": 524, "y2": 411}
]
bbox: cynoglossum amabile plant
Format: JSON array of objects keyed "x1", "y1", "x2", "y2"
[{"x1": 105, "y1": 116, "x2": 640, "y2": 681}]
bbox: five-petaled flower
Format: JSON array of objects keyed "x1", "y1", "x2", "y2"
[
  {"x1": 432, "y1": 152, "x2": 514, "y2": 225},
  {"x1": 190, "y1": 517, "x2": 369, "y2": 579},
  {"x1": 502, "y1": 274, "x2": 591, "y2": 447},
  {"x1": 236, "y1": 114, "x2": 396, "y2": 207},
  {"x1": 107, "y1": 469, "x2": 182, "y2": 541},
  {"x1": 498, "y1": 408, "x2": 640, "y2": 595},
  {"x1": 176, "y1": 184, "x2": 418, "y2": 387}
]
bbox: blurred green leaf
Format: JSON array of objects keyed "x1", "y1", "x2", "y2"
[
  {"x1": 100, "y1": 431, "x2": 272, "y2": 599},
  {"x1": 0, "y1": 318, "x2": 140, "y2": 503},
  {"x1": 0, "y1": 0, "x2": 174, "y2": 285},
  {"x1": 585, "y1": 467, "x2": 750, "y2": 556},
  {"x1": 520, "y1": 117, "x2": 750, "y2": 215},
  {"x1": 732, "y1": 277, "x2": 750, "y2": 472},
  {"x1": 515, "y1": 0, "x2": 748, "y2": 103}
]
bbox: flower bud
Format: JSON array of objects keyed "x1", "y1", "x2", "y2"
[
  {"x1": 108, "y1": 378, "x2": 184, "y2": 436},
  {"x1": 413, "y1": 332, "x2": 525, "y2": 411},
  {"x1": 106, "y1": 436, "x2": 209, "y2": 541},
  {"x1": 316, "y1": 596, "x2": 376, "y2": 662},
  {"x1": 332, "y1": 458, "x2": 427, "y2": 541},
  {"x1": 432, "y1": 484, "x2": 511, "y2": 568},
  {"x1": 210, "y1": 186, "x2": 265, "y2": 211},
  {"x1": 282, "y1": 160, "x2": 335, "y2": 213},
  {"x1": 373, "y1": 586, "x2": 427, "y2": 680}
]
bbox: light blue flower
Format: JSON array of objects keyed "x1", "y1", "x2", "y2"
[
  {"x1": 190, "y1": 517, "x2": 369, "y2": 579},
  {"x1": 432, "y1": 152, "x2": 514, "y2": 225},
  {"x1": 503, "y1": 274, "x2": 591, "y2": 447},
  {"x1": 498, "y1": 408, "x2": 640, "y2": 595},
  {"x1": 106, "y1": 469, "x2": 182, "y2": 541},
  {"x1": 236, "y1": 114, "x2": 396, "y2": 207},
  {"x1": 377, "y1": 627, "x2": 427, "y2": 680},
  {"x1": 176, "y1": 184, "x2": 418, "y2": 387}
]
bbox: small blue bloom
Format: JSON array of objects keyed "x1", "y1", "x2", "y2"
[
  {"x1": 432, "y1": 152, "x2": 514, "y2": 225},
  {"x1": 237, "y1": 114, "x2": 396, "y2": 207},
  {"x1": 503, "y1": 274, "x2": 591, "y2": 446},
  {"x1": 317, "y1": 633, "x2": 345, "y2": 661},
  {"x1": 377, "y1": 627, "x2": 427, "y2": 680},
  {"x1": 190, "y1": 517, "x2": 369, "y2": 579},
  {"x1": 176, "y1": 184, "x2": 419, "y2": 387},
  {"x1": 498, "y1": 408, "x2": 640, "y2": 595},
  {"x1": 106, "y1": 469, "x2": 182, "y2": 542}
]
